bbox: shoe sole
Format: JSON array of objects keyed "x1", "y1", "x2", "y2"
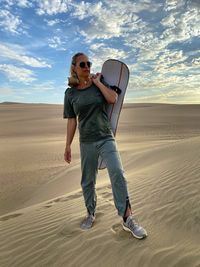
[{"x1": 122, "y1": 224, "x2": 147, "y2": 239}]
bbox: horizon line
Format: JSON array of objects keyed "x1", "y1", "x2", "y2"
[{"x1": 1, "y1": 101, "x2": 200, "y2": 106}]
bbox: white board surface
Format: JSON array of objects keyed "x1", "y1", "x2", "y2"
[{"x1": 98, "y1": 59, "x2": 129, "y2": 170}]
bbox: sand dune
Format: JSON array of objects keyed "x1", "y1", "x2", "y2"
[{"x1": 0, "y1": 103, "x2": 200, "y2": 267}]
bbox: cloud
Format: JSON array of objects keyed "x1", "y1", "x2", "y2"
[
  {"x1": 164, "y1": 0, "x2": 181, "y2": 12},
  {"x1": 16, "y1": 0, "x2": 32, "y2": 8},
  {"x1": 90, "y1": 44, "x2": 127, "y2": 59},
  {"x1": 187, "y1": 0, "x2": 200, "y2": 9},
  {"x1": 161, "y1": 12, "x2": 176, "y2": 27},
  {"x1": 71, "y1": 1, "x2": 92, "y2": 20},
  {"x1": 122, "y1": 0, "x2": 200, "y2": 81},
  {"x1": 126, "y1": 86, "x2": 200, "y2": 104},
  {"x1": 123, "y1": 0, "x2": 200, "y2": 59},
  {"x1": 104, "y1": 0, "x2": 161, "y2": 13},
  {"x1": 35, "y1": 0, "x2": 71, "y2": 15},
  {"x1": 0, "y1": 86, "x2": 14, "y2": 96},
  {"x1": 2, "y1": 0, "x2": 32, "y2": 8},
  {"x1": 0, "y1": 43, "x2": 51, "y2": 68},
  {"x1": 0, "y1": 80, "x2": 57, "y2": 100},
  {"x1": 0, "y1": 9, "x2": 22, "y2": 34},
  {"x1": 192, "y1": 57, "x2": 200, "y2": 65},
  {"x1": 126, "y1": 70, "x2": 200, "y2": 103},
  {"x1": 161, "y1": 5, "x2": 200, "y2": 46},
  {"x1": 0, "y1": 64, "x2": 36, "y2": 83},
  {"x1": 45, "y1": 18, "x2": 61, "y2": 26},
  {"x1": 69, "y1": 0, "x2": 162, "y2": 43},
  {"x1": 27, "y1": 81, "x2": 57, "y2": 92},
  {"x1": 48, "y1": 36, "x2": 66, "y2": 50},
  {"x1": 89, "y1": 43, "x2": 127, "y2": 71},
  {"x1": 156, "y1": 49, "x2": 188, "y2": 67},
  {"x1": 71, "y1": 1, "x2": 142, "y2": 41},
  {"x1": 164, "y1": 0, "x2": 200, "y2": 12}
]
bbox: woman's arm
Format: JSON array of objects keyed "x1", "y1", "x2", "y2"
[
  {"x1": 64, "y1": 117, "x2": 77, "y2": 163},
  {"x1": 92, "y1": 73, "x2": 118, "y2": 104}
]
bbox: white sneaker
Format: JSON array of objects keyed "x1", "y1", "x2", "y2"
[
  {"x1": 122, "y1": 215, "x2": 147, "y2": 239},
  {"x1": 80, "y1": 213, "x2": 95, "y2": 230}
]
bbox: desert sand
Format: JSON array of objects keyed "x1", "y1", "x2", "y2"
[{"x1": 0, "y1": 102, "x2": 200, "y2": 267}]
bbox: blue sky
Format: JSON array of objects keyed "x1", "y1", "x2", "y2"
[{"x1": 0, "y1": 0, "x2": 200, "y2": 104}]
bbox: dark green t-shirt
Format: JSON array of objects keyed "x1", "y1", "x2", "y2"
[{"x1": 63, "y1": 83, "x2": 114, "y2": 143}]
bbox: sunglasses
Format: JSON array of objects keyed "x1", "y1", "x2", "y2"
[{"x1": 79, "y1": 61, "x2": 92, "y2": 68}]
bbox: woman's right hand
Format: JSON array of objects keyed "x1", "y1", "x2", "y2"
[{"x1": 64, "y1": 145, "x2": 71, "y2": 163}]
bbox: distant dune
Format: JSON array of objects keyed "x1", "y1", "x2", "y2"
[
  {"x1": 0, "y1": 103, "x2": 200, "y2": 267},
  {"x1": 0, "y1": 101, "x2": 22, "y2": 105}
]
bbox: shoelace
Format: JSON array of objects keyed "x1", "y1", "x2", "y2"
[
  {"x1": 128, "y1": 216, "x2": 139, "y2": 230},
  {"x1": 85, "y1": 215, "x2": 94, "y2": 223}
]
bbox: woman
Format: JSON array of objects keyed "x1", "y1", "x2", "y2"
[{"x1": 63, "y1": 52, "x2": 147, "y2": 239}]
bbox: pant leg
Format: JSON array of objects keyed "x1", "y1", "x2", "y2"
[
  {"x1": 97, "y1": 138, "x2": 130, "y2": 217},
  {"x1": 80, "y1": 142, "x2": 99, "y2": 215}
]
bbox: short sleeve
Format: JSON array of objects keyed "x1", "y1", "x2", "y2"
[{"x1": 63, "y1": 89, "x2": 76, "y2": 119}]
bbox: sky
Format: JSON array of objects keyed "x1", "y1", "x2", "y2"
[{"x1": 0, "y1": 0, "x2": 200, "y2": 104}]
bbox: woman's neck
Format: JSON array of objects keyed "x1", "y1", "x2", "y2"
[{"x1": 78, "y1": 76, "x2": 92, "y2": 88}]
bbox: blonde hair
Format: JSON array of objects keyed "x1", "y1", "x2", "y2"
[{"x1": 68, "y1": 52, "x2": 85, "y2": 87}]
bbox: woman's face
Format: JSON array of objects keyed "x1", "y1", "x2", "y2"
[{"x1": 73, "y1": 54, "x2": 91, "y2": 79}]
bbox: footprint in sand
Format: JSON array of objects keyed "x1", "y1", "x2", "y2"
[
  {"x1": 44, "y1": 204, "x2": 53, "y2": 208},
  {"x1": 97, "y1": 191, "x2": 114, "y2": 207},
  {"x1": 97, "y1": 185, "x2": 111, "y2": 193},
  {"x1": 111, "y1": 223, "x2": 122, "y2": 234},
  {"x1": 96, "y1": 185, "x2": 114, "y2": 204},
  {"x1": 58, "y1": 217, "x2": 85, "y2": 238},
  {"x1": 111, "y1": 223, "x2": 129, "y2": 240},
  {"x1": 95, "y1": 211, "x2": 104, "y2": 217},
  {"x1": 44, "y1": 197, "x2": 65, "y2": 208},
  {"x1": 43, "y1": 201, "x2": 55, "y2": 208},
  {"x1": 58, "y1": 224, "x2": 82, "y2": 238},
  {"x1": 44, "y1": 192, "x2": 83, "y2": 209},
  {"x1": 0, "y1": 213, "x2": 23, "y2": 221},
  {"x1": 63, "y1": 192, "x2": 83, "y2": 201},
  {"x1": 58, "y1": 211, "x2": 105, "y2": 238},
  {"x1": 53, "y1": 197, "x2": 63, "y2": 203},
  {"x1": 94, "y1": 211, "x2": 104, "y2": 223}
]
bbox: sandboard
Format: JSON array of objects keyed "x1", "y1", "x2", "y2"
[{"x1": 98, "y1": 59, "x2": 129, "y2": 170}]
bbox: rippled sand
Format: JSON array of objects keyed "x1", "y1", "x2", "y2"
[{"x1": 0, "y1": 103, "x2": 200, "y2": 267}]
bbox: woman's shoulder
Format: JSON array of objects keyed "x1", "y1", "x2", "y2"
[{"x1": 65, "y1": 87, "x2": 74, "y2": 95}]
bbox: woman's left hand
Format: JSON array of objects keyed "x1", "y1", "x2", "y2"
[{"x1": 91, "y1": 72, "x2": 101, "y2": 85}]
